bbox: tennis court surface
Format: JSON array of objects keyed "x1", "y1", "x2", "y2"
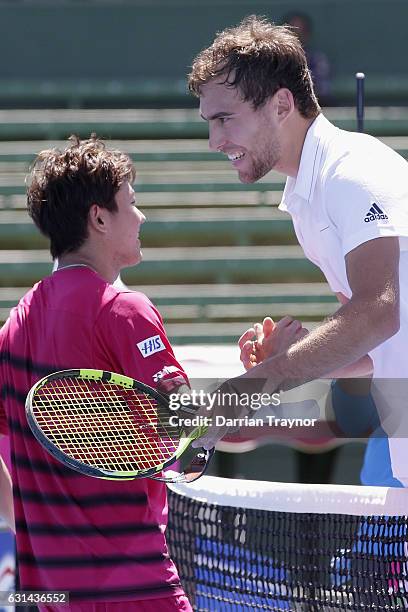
[{"x1": 167, "y1": 476, "x2": 408, "y2": 611}]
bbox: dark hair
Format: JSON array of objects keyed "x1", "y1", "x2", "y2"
[
  {"x1": 27, "y1": 135, "x2": 135, "y2": 259},
  {"x1": 188, "y1": 15, "x2": 320, "y2": 118}
]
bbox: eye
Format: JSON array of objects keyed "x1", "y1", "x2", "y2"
[{"x1": 219, "y1": 117, "x2": 229, "y2": 124}]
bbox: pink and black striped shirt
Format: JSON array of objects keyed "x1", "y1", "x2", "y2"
[{"x1": 0, "y1": 267, "x2": 188, "y2": 603}]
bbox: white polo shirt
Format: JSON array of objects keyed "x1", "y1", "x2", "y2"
[{"x1": 279, "y1": 114, "x2": 408, "y2": 484}]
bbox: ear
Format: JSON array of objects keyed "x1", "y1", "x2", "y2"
[
  {"x1": 275, "y1": 88, "x2": 295, "y2": 125},
  {"x1": 88, "y1": 204, "x2": 108, "y2": 233}
]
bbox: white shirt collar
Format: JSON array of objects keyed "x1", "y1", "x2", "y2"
[{"x1": 280, "y1": 114, "x2": 338, "y2": 211}]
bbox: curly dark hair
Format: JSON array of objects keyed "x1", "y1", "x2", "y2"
[
  {"x1": 27, "y1": 135, "x2": 135, "y2": 259},
  {"x1": 188, "y1": 15, "x2": 320, "y2": 118}
]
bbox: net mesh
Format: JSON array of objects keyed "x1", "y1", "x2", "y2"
[{"x1": 167, "y1": 476, "x2": 408, "y2": 611}]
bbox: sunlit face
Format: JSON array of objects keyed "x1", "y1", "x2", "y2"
[
  {"x1": 199, "y1": 77, "x2": 282, "y2": 183},
  {"x1": 109, "y1": 181, "x2": 145, "y2": 269}
]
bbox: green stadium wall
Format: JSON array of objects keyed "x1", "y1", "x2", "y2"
[{"x1": 0, "y1": 0, "x2": 406, "y2": 105}]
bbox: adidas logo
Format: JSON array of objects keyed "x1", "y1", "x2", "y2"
[{"x1": 364, "y1": 203, "x2": 389, "y2": 223}]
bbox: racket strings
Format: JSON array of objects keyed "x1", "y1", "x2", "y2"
[{"x1": 32, "y1": 377, "x2": 180, "y2": 472}]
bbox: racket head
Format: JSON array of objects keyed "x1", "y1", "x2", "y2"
[{"x1": 26, "y1": 369, "x2": 195, "y2": 480}]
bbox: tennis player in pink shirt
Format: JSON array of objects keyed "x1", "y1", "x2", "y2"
[{"x1": 0, "y1": 136, "x2": 192, "y2": 611}]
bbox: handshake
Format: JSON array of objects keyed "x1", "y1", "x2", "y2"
[
  {"x1": 161, "y1": 316, "x2": 309, "y2": 450},
  {"x1": 238, "y1": 315, "x2": 308, "y2": 371}
]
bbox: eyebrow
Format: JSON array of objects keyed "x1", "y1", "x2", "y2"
[{"x1": 200, "y1": 111, "x2": 234, "y2": 121}]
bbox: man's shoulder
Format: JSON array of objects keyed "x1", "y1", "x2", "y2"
[
  {"x1": 96, "y1": 289, "x2": 166, "y2": 352},
  {"x1": 324, "y1": 129, "x2": 404, "y2": 179},
  {"x1": 100, "y1": 288, "x2": 157, "y2": 321},
  {"x1": 109, "y1": 288, "x2": 153, "y2": 308}
]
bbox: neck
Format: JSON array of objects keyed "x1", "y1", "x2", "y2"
[
  {"x1": 277, "y1": 114, "x2": 317, "y2": 178},
  {"x1": 57, "y1": 249, "x2": 118, "y2": 284}
]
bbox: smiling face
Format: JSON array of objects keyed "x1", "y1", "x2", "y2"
[{"x1": 200, "y1": 77, "x2": 282, "y2": 183}]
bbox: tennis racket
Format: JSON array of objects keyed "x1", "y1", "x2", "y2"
[{"x1": 26, "y1": 368, "x2": 214, "y2": 483}]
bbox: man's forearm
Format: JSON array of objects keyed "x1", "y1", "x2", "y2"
[
  {"x1": 0, "y1": 456, "x2": 14, "y2": 533},
  {"x1": 245, "y1": 298, "x2": 397, "y2": 390}
]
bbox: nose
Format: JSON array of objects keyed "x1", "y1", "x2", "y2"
[{"x1": 208, "y1": 122, "x2": 225, "y2": 152}]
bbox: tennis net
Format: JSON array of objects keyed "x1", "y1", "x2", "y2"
[{"x1": 167, "y1": 476, "x2": 408, "y2": 611}]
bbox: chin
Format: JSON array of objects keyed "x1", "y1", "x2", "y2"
[
  {"x1": 238, "y1": 171, "x2": 256, "y2": 184},
  {"x1": 239, "y1": 166, "x2": 271, "y2": 184},
  {"x1": 122, "y1": 252, "x2": 142, "y2": 269}
]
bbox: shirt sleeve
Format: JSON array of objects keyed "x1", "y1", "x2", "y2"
[
  {"x1": 94, "y1": 291, "x2": 189, "y2": 392},
  {"x1": 324, "y1": 157, "x2": 408, "y2": 257}
]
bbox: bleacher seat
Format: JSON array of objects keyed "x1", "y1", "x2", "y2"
[{"x1": 0, "y1": 108, "x2": 407, "y2": 343}]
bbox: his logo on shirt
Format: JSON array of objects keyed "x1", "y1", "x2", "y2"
[
  {"x1": 137, "y1": 335, "x2": 166, "y2": 358},
  {"x1": 364, "y1": 203, "x2": 389, "y2": 223}
]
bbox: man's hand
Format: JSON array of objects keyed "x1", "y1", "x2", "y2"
[
  {"x1": 190, "y1": 377, "x2": 267, "y2": 450},
  {"x1": 239, "y1": 316, "x2": 308, "y2": 370}
]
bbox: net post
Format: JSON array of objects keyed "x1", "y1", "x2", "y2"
[{"x1": 356, "y1": 72, "x2": 365, "y2": 133}]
